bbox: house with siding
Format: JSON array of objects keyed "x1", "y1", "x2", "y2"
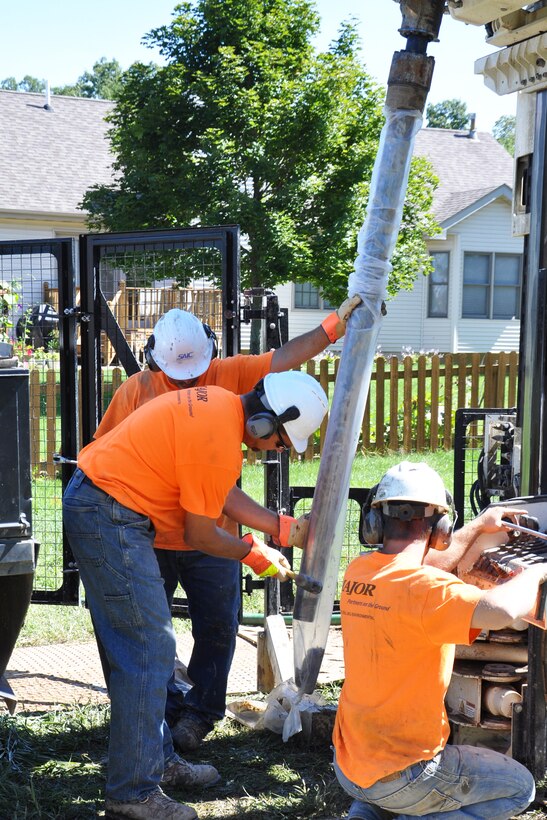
[
  {"x1": 0, "y1": 89, "x2": 114, "y2": 240},
  {"x1": 275, "y1": 127, "x2": 522, "y2": 354},
  {"x1": 1, "y1": 89, "x2": 521, "y2": 354},
  {"x1": 0, "y1": 89, "x2": 114, "y2": 310}
]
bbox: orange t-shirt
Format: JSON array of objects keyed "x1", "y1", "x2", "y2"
[
  {"x1": 332, "y1": 550, "x2": 482, "y2": 789},
  {"x1": 95, "y1": 351, "x2": 275, "y2": 437},
  {"x1": 94, "y1": 351, "x2": 274, "y2": 540},
  {"x1": 78, "y1": 387, "x2": 244, "y2": 550}
]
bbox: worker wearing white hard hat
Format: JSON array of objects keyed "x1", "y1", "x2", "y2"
[
  {"x1": 333, "y1": 461, "x2": 540, "y2": 820},
  {"x1": 94, "y1": 300, "x2": 357, "y2": 756}
]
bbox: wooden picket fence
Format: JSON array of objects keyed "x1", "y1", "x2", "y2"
[{"x1": 30, "y1": 351, "x2": 519, "y2": 472}]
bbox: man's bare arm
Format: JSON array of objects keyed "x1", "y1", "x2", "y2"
[
  {"x1": 425, "y1": 506, "x2": 527, "y2": 573},
  {"x1": 471, "y1": 563, "x2": 547, "y2": 631}
]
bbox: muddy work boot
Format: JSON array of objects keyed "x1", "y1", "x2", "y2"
[
  {"x1": 170, "y1": 714, "x2": 211, "y2": 752},
  {"x1": 105, "y1": 787, "x2": 197, "y2": 819},
  {"x1": 162, "y1": 757, "x2": 220, "y2": 789}
]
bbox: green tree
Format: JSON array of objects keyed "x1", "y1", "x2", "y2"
[
  {"x1": 493, "y1": 114, "x2": 515, "y2": 156},
  {"x1": 53, "y1": 58, "x2": 124, "y2": 100},
  {"x1": 0, "y1": 77, "x2": 18, "y2": 91},
  {"x1": 1, "y1": 59, "x2": 123, "y2": 100},
  {"x1": 82, "y1": 0, "x2": 439, "y2": 303},
  {"x1": 426, "y1": 98, "x2": 469, "y2": 130}
]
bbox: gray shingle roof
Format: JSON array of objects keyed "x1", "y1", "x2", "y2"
[
  {"x1": 413, "y1": 127, "x2": 513, "y2": 225},
  {"x1": 1, "y1": 90, "x2": 115, "y2": 216}
]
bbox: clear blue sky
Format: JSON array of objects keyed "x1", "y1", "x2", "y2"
[{"x1": 1, "y1": 0, "x2": 515, "y2": 131}]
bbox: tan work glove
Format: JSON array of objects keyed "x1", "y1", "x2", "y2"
[
  {"x1": 240, "y1": 533, "x2": 291, "y2": 581},
  {"x1": 273, "y1": 513, "x2": 309, "y2": 549},
  {"x1": 321, "y1": 294, "x2": 362, "y2": 342}
]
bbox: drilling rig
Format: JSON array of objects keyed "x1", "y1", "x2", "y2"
[{"x1": 395, "y1": 0, "x2": 547, "y2": 782}]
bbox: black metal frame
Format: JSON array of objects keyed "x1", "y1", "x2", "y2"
[
  {"x1": 0, "y1": 238, "x2": 79, "y2": 603},
  {"x1": 453, "y1": 406, "x2": 517, "y2": 530},
  {"x1": 79, "y1": 226, "x2": 240, "y2": 446}
]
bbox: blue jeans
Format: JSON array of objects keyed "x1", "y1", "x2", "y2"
[
  {"x1": 334, "y1": 744, "x2": 535, "y2": 819},
  {"x1": 63, "y1": 469, "x2": 178, "y2": 802},
  {"x1": 154, "y1": 546, "x2": 240, "y2": 729}
]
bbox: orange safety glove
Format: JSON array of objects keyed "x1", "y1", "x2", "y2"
[
  {"x1": 240, "y1": 533, "x2": 290, "y2": 580},
  {"x1": 321, "y1": 294, "x2": 362, "y2": 342},
  {"x1": 273, "y1": 513, "x2": 309, "y2": 549}
]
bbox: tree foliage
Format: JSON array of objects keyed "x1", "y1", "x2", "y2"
[
  {"x1": 493, "y1": 114, "x2": 515, "y2": 156},
  {"x1": 426, "y1": 98, "x2": 469, "y2": 130},
  {"x1": 0, "y1": 59, "x2": 124, "y2": 100},
  {"x1": 82, "y1": 0, "x2": 439, "y2": 302}
]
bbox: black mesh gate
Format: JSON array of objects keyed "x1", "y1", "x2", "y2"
[
  {"x1": 0, "y1": 226, "x2": 240, "y2": 605},
  {"x1": 79, "y1": 226, "x2": 240, "y2": 445},
  {"x1": 0, "y1": 238, "x2": 78, "y2": 602}
]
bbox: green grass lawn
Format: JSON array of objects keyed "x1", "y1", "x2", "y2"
[{"x1": 7, "y1": 449, "x2": 547, "y2": 819}]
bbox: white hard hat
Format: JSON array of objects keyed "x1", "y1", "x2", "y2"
[
  {"x1": 263, "y1": 371, "x2": 328, "y2": 454},
  {"x1": 151, "y1": 309, "x2": 214, "y2": 380},
  {"x1": 373, "y1": 461, "x2": 450, "y2": 513}
]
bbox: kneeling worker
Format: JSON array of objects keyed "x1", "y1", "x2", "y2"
[
  {"x1": 333, "y1": 461, "x2": 541, "y2": 820},
  {"x1": 63, "y1": 371, "x2": 328, "y2": 820}
]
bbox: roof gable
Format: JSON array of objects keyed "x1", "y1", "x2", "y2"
[
  {"x1": 413, "y1": 127, "x2": 514, "y2": 225},
  {"x1": 0, "y1": 90, "x2": 115, "y2": 217}
]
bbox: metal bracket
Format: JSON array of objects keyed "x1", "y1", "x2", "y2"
[{"x1": 63, "y1": 306, "x2": 92, "y2": 322}]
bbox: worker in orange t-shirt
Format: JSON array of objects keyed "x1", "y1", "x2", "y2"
[
  {"x1": 94, "y1": 300, "x2": 358, "y2": 754},
  {"x1": 63, "y1": 371, "x2": 328, "y2": 820},
  {"x1": 333, "y1": 462, "x2": 542, "y2": 820}
]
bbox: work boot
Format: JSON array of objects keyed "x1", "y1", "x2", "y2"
[
  {"x1": 171, "y1": 714, "x2": 211, "y2": 752},
  {"x1": 105, "y1": 787, "x2": 197, "y2": 819},
  {"x1": 162, "y1": 756, "x2": 220, "y2": 788}
]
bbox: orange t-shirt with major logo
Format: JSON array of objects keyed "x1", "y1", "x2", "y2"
[
  {"x1": 78, "y1": 386, "x2": 244, "y2": 549},
  {"x1": 332, "y1": 551, "x2": 482, "y2": 789}
]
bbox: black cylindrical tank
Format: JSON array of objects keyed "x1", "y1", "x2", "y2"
[{"x1": 0, "y1": 364, "x2": 35, "y2": 705}]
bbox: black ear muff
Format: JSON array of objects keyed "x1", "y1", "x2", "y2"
[
  {"x1": 203, "y1": 323, "x2": 218, "y2": 360},
  {"x1": 144, "y1": 334, "x2": 160, "y2": 371},
  {"x1": 361, "y1": 484, "x2": 383, "y2": 544}
]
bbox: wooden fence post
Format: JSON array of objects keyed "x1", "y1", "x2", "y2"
[
  {"x1": 430, "y1": 355, "x2": 440, "y2": 452},
  {"x1": 443, "y1": 354, "x2": 453, "y2": 450},
  {"x1": 376, "y1": 356, "x2": 386, "y2": 453},
  {"x1": 403, "y1": 356, "x2": 413, "y2": 452},
  {"x1": 389, "y1": 357, "x2": 399, "y2": 452},
  {"x1": 416, "y1": 355, "x2": 426, "y2": 451},
  {"x1": 30, "y1": 368, "x2": 41, "y2": 473},
  {"x1": 46, "y1": 369, "x2": 57, "y2": 478}
]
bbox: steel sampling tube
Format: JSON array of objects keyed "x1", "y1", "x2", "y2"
[
  {"x1": 293, "y1": 106, "x2": 423, "y2": 693},
  {"x1": 291, "y1": 2, "x2": 443, "y2": 699}
]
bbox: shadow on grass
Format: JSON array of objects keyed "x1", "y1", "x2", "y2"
[
  {"x1": 0, "y1": 704, "x2": 108, "y2": 819},
  {"x1": 0, "y1": 705, "x2": 350, "y2": 819}
]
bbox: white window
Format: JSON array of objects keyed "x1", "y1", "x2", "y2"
[
  {"x1": 294, "y1": 282, "x2": 333, "y2": 310},
  {"x1": 462, "y1": 253, "x2": 521, "y2": 319},
  {"x1": 427, "y1": 251, "x2": 449, "y2": 318}
]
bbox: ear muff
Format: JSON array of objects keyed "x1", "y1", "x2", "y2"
[
  {"x1": 245, "y1": 411, "x2": 277, "y2": 440},
  {"x1": 361, "y1": 484, "x2": 383, "y2": 544},
  {"x1": 144, "y1": 334, "x2": 160, "y2": 371},
  {"x1": 202, "y1": 323, "x2": 218, "y2": 360},
  {"x1": 245, "y1": 379, "x2": 300, "y2": 441},
  {"x1": 428, "y1": 491, "x2": 456, "y2": 551},
  {"x1": 361, "y1": 487, "x2": 456, "y2": 549}
]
